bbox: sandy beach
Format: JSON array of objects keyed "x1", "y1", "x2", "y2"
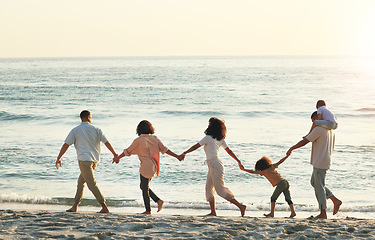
[{"x1": 1, "y1": 209, "x2": 374, "y2": 239}]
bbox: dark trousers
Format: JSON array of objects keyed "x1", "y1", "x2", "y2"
[
  {"x1": 140, "y1": 174, "x2": 160, "y2": 212},
  {"x1": 270, "y1": 179, "x2": 293, "y2": 205}
]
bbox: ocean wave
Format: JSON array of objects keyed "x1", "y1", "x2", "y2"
[
  {"x1": 240, "y1": 111, "x2": 310, "y2": 118},
  {"x1": 357, "y1": 108, "x2": 375, "y2": 112},
  {"x1": 0, "y1": 193, "x2": 58, "y2": 205},
  {"x1": 0, "y1": 111, "x2": 37, "y2": 121},
  {"x1": 240, "y1": 111, "x2": 279, "y2": 117},
  {"x1": 337, "y1": 113, "x2": 375, "y2": 118},
  {"x1": 335, "y1": 107, "x2": 375, "y2": 118},
  {"x1": 0, "y1": 111, "x2": 58, "y2": 122},
  {"x1": 335, "y1": 145, "x2": 375, "y2": 153},
  {"x1": 160, "y1": 110, "x2": 226, "y2": 116},
  {"x1": 2, "y1": 193, "x2": 374, "y2": 213}
]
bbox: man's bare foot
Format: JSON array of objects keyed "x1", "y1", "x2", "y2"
[
  {"x1": 264, "y1": 213, "x2": 274, "y2": 218},
  {"x1": 240, "y1": 204, "x2": 246, "y2": 217},
  {"x1": 205, "y1": 212, "x2": 217, "y2": 216},
  {"x1": 98, "y1": 208, "x2": 110, "y2": 213},
  {"x1": 98, "y1": 203, "x2": 109, "y2": 213},
  {"x1": 314, "y1": 213, "x2": 327, "y2": 219},
  {"x1": 66, "y1": 205, "x2": 77, "y2": 212},
  {"x1": 333, "y1": 200, "x2": 342, "y2": 215},
  {"x1": 141, "y1": 211, "x2": 151, "y2": 215},
  {"x1": 289, "y1": 212, "x2": 296, "y2": 218},
  {"x1": 157, "y1": 200, "x2": 164, "y2": 212}
]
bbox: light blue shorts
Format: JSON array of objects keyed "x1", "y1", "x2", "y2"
[{"x1": 315, "y1": 120, "x2": 338, "y2": 130}]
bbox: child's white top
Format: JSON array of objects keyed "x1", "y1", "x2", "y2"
[{"x1": 317, "y1": 106, "x2": 337, "y2": 123}]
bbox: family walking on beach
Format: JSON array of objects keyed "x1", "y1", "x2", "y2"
[{"x1": 56, "y1": 100, "x2": 342, "y2": 219}]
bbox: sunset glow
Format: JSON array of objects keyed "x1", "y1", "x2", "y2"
[{"x1": 0, "y1": 1, "x2": 374, "y2": 58}]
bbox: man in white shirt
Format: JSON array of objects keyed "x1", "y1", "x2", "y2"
[
  {"x1": 287, "y1": 111, "x2": 342, "y2": 219},
  {"x1": 56, "y1": 110, "x2": 117, "y2": 213}
]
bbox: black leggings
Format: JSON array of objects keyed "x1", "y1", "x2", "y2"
[{"x1": 140, "y1": 174, "x2": 160, "y2": 212}]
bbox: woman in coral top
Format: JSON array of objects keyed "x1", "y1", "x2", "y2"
[{"x1": 114, "y1": 120, "x2": 184, "y2": 214}]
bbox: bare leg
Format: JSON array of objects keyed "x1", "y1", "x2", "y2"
[
  {"x1": 66, "y1": 202, "x2": 78, "y2": 212},
  {"x1": 157, "y1": 200, "x2": 164, "y2": 212},
  {"x1": 330, "y1": 195, "x2": 342, "y2": 215},
  {"x1": 230, "y1": 198, "x2": 246, "y2": 217},
  {"x1": 207, "y1": 200, "x2": 217, "y2": 216},
  {"x1": 315, "y1": 209, "x2": 327, "y2": 219},
  {"x1": 289, "y1": 204, "x2": 296, "y2": 218},
  {"x1": 264, "y1": 202, "x2": 275, "y2": 218},
  {"x1": 98, "y1": 202, "x2": 110, "y2": 213}
]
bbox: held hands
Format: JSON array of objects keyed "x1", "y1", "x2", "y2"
[
  {"x1": 238, "y1": 161, "x2": 254, "y2": 173},
  {"x1": 286, "y1": 148, "x2": 293, "y2": 157},
  {"x1": 177, "y1": 154, "x2": 185, "y2": 161},
  {"x1": 112, "y1": 154, "x2": 120, "y2": 164},
  {"x1": 56, "y1": 158, "x2": 62, "y2": 169},
  {"x1": 236, "y1": 160, "x2": 245, "y2": 170},
  {"x1": 239, "y1": 163, "x2": 245, "y2": 170}
]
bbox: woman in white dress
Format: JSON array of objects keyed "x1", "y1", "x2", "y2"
[{"x1": 183, "y1": 117, "x2": 246, "y2": 216}]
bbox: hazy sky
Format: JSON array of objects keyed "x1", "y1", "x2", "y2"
[{"x1": 1, "y1": 0, "x2": 374, "y2": 58}]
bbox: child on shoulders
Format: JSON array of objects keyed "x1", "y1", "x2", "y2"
[
  {"x1": 306, "y1": 100, "x2": 338, "y2": 136},
  {"x1": 315, "y1": 100, "x2": 338, "y2": 130}
]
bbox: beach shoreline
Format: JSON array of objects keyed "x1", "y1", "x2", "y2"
[
  {"x1": 2, "y1": 202, "x2": 375, "y2": 219},
  {"x1": 1, "y1": 209, "x2": 374, "y2": 239},
  {"x1": 1, "y1": 56, "x2": 375, "y2": 239}
]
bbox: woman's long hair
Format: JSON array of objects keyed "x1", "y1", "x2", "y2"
[{"x1": 204, "y1": 117, "x2": 226, "y2": 141}]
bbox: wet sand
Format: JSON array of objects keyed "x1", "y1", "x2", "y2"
[{"x1": 1, "y1": 209, "x2": 374, "y2": 239}]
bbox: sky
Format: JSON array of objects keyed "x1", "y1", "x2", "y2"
[{"x1": 0, "y1": 0, "x2": 375, "y2": 58}]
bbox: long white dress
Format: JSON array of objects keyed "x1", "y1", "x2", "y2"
[{"x1": 198, "y1": 135, "x2": 234, "y2": 202}]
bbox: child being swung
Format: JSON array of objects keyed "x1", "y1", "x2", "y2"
[{"x1": 240, "y1": 156, "x2": 296, "y2": 218}]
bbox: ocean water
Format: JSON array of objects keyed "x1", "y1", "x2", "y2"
[{"x1": 1, "y1": 56, "x2": 375, "y2": 217}]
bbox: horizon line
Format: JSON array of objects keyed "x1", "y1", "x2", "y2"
[{"x1": 1, "y1": 54, "x2": 373, "y2": 60}]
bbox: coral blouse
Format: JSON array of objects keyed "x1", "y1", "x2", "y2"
[{"x1": 123, "y1": 134, "x2": 169, "y2": 179}]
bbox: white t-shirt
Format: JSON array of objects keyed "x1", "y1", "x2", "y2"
[
  {"x1": 317, "y1": 106, "x2": 337, "y2": 123},
  {"x1": 305, "y1": 126, "x2": 335, "y2": 170},
  {"x1": 65, "y1": 122, "x2": 108, "y2": 162},
  {"x1": 198, "y1": 135, "x2": 228, "y2": 162}
]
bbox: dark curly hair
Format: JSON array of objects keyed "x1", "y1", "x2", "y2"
[
  {"x1": 255, "y1": 156, "x2": 272, "y2": 171},
  {"x1": 136, "y1": 120, "x2": 155, "y2": 136},
  {"x1": 204, "y1": 117, "x2": 226, "y2": 141}
]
